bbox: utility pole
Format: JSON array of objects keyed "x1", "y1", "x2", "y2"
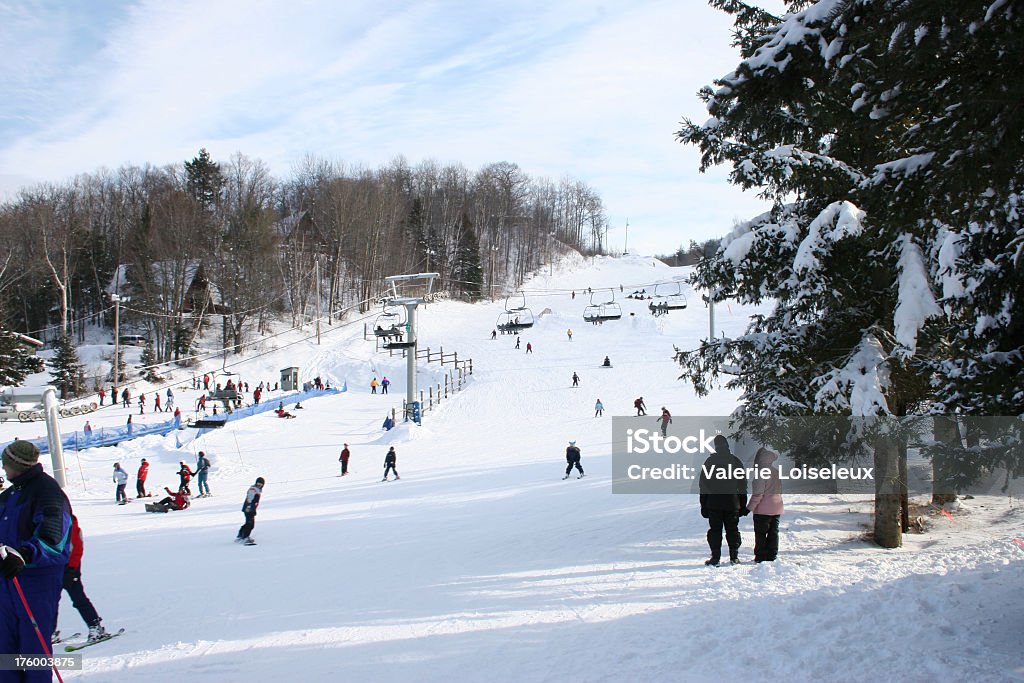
[
  {"x1": 624, "y1": 218, "x2": 629, "y2": 254},
  {"x1": 314, "y1": 257, "x2": 321, "y2": 345},
  {"x1": 491, "y1": 244, "x2": 499, "y2": 301},
  {"x1": 709, "y1": 295, "x2": 715, "y2": 340},
  {"x1": 111, "y1": 293, "x2": 124, "y2": 396}
]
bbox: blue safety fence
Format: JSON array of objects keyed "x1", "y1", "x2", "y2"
[{"x1": 1, "y1": 384, "x2": 345, "y2": 456}]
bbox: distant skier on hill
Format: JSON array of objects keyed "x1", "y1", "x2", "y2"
[
  {"x1": 563, "y1": 441, "x2": 584, "y2": 479},
  {"x1": 594, "y1": 399, "x2": 604, "y2": 417},
  {"x1": 658, "y1": 407, "x2": 672, "y2": 437},
  {"x1": 339, "y1": 443, "x2": 350, "y2": 476},
  {"x1": 572, "y1": 372, "x2": 580, "y2": 387},
  {"x1": 383, "y1": 447, "x2": 400, "y2": 481},
  {"x1": 381, "y1": 377, "x2": 390, "y2": 394},
  {"x1": 634, "y1": 397, "x2": 647, "y2": 416}
]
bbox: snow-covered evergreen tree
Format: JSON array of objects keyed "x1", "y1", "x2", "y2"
[
  {"x1": 451, "y1": 214, "x2": 484, "y2": 300},
  {"x1": 0, "y1": 326, "x2": 44, "y2": 386},
  {"x1": 140, "y1": 340, "x2": 160, "y2": 382},
  {"x1": 675, "y1": 0, "x2": 1023, "y2": 546},
  {"x1": 48, "y1": 334, "x2": 83, "y2": 398}
]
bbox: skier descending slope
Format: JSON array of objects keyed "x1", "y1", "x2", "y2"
[
  {"x1": 563, "y1": 441, "x2": 584, "y2": 479},
  {"x1": 383, "y1": 447, "x2": 400, "y2": 481},
  {"x1": 236, "y1": 477, "x2": 265, "y2": 545}
]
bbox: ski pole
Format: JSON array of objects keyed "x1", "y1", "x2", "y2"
[{"x1": 8, "y1": 569, "x2": 66, "y2": 683}]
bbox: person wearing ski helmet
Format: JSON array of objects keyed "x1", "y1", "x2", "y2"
[{"x1": 236, "y1": 477, "x2": 265, "y2": 543}]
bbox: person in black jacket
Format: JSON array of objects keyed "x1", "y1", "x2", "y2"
[
  {"x1": 698, "y1": 435, "x2": 748, "y2": 566},
  {"x1": 236, "y1": 477, "x2": 264, "y2": 544},
  {"x1": 563, "y1": 441, "x2": 584, "y2": 479},
  {"x1": 382, "y1": 447, "x2": 399, "y2": 481}
]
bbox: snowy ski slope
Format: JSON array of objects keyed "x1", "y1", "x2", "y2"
[{"x1": 4, "y1": 253, "x2": 1022, "y2": 682}]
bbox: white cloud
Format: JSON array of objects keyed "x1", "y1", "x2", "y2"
[{"x1": 0, "y1": 0, "x2": 783, "y2": 254}]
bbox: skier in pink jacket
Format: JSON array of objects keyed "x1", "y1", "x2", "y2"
[{"x1": 747, "y1": 447, "x2": 784, "y2": 562}]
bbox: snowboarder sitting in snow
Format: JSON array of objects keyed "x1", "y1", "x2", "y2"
[
  {"x1": 148, "y1": 487, "x2": 191, "y2": 513},
  {"x1": 602, "y1": 356, "x2": 611, "y2": 367},
  {"x1": 563, "y1": 441, "x2": 584, "y2": 479},
  {"x1": 276, "y1": 407, "x2": 296, "y2": 418}
]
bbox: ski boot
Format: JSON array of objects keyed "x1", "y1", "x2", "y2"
[{"x1": 88, "y1": 623, "x2": 108, "y2": 643}]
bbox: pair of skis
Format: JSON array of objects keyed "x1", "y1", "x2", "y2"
[
  {"x1": 562, "y1": 474, "x2": 585, "y2": 480},
  {"x1": 61, "y1": 628, "x2": 125, "y2": 652}
]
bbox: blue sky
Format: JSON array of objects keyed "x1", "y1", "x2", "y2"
[{"x1": 0, "y1": 0, "x2": 784, "y2": 255}]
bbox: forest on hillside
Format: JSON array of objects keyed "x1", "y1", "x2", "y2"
[{"x1": 0, "y1": 151, "x2": 609, "y2": 368}]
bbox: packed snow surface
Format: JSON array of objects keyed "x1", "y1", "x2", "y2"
[{"x1": 4, "y1": 253, "x2": 1022, "y2": 682}]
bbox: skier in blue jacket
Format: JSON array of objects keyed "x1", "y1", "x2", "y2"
[{"x1": 0, "y1": 440, "x2": 73, "y2": 675}]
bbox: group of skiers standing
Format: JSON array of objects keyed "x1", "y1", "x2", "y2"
[{"x1": 114, "y1": 452, "x2": 213, "y2": 508}]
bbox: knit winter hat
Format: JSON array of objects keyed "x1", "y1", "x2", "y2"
[{"x1": 2, "y1": 440, "x2": 40, "y2": 471}]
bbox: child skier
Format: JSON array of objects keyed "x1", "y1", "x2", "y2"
[{"x1": 563, "y1": 441, "x2": 584, "y2": 479}]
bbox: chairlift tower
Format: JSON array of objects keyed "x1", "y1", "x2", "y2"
[{"x1": 383, "y1": 272, "x2": 439, "y2": 423}]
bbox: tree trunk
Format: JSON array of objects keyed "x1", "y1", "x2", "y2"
[
  {"x1": 931, "y1": 415, "x2": 959, "y2": 505},
  {"x1": 874, "y1": 434, "x2": 902, "y2": 548},
  {"x1": 898, "y1": 439, "x2": 909, "y2": 533}
]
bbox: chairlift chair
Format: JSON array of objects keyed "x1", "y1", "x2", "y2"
[
  {"x1": 582, "y1": 290, "x2": 622, "y2": 322},
  {"x1": 374, "y1": 305, "x2": 405, "y2": 339},
  {"x1": 496, "y1": 291, "x2": 535, "y2": 333},
  {"x1": 652, "y1": 282, "x2": 688, "y2": 311},
  {"x1": 375, "y1": 303, "x2": 411, "y2": 349}
]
